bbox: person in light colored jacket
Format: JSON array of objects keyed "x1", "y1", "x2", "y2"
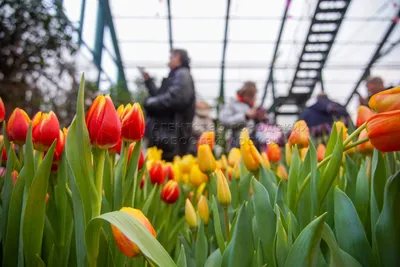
[{"x1": 219, "y1": 81, "x2": 261, "y2": 149}]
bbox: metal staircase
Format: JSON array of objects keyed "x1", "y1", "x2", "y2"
[{"x1": 270, "y1": 0, "x2": 352, "y2": 116}]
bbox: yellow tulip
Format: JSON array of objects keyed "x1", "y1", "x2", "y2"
[
  {"x1": 190, "y1": 164, "x2": 208, "y2": 187},
  {"x1": 185, "y1": 199, "x2": 197, "y2": 228},
  {"x1": 261, "y1": 152, "x2": 271, "y2": 169},
  {"x1": 276, "y1": 164, "x2": 288, "y2": 180},
  {"x1": 300, "y1": 147, "x2": 308, "y2": 161},
  {"x1": 285, "y1": 143, "x2": 292, "y2": 166},
  {"x1": 180, "y1": 154, "x2": 195, "y2": 174},
  {"x1": 197, "y1": 144, "x2": 217, "y2": 174},
  {"x1": 219, "y1": 154, "x2": 228, "y2": 170},
  {"x1": 240, "y1": 128, "x2": 262, "y2": 172},
  {"x1": 197, "y1": 195, "x2": 209, "y2": 225},
  {"x1": 196, "y1": 182, "x2": 207, "y2": 200},
  {"x1": 147, "y1": 146, "x2": 163, "y2": 161},
  {"x1": 335, "y1": 121, "x2": 348, "y2": 141},
  {"x1": 233, "y1": 161, "x2": 241, "y2": 180},
  {"x1": 228, "y1": 148, "x2": 241, "y2": 167},
  {"x1": 216, "y1": 169, "x2": 231, "y2": 207}
]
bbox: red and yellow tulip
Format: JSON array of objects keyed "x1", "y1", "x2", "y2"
[
  {"x1": 366, "y1": 110, "x2": 400, "y2": 152},
  {"x1": 32, "y1": 111, "x2": 60, "y2": 151},
  {"x1": 161, "y1": 180, "x2": 180, "y2": 204},
  {"x1": 356, "y1": 106, "x2": 374, "y2": 128},
  {"x1": 0, "y1": 97, "x2": 5, "y2": 122},
  {"x1": 369, "y1": 86, "x2": 400, "y2": 113},
  {"x1": 288, "y1": 120, "x2": 309, "y2": 148},
  {"x1": 7, "y1": 108, "x2": 31, "y2": 145},
  {"x1": 149, "y1": 161, "x2": 165, "y2": 185},
  {"x1": 120, "y1": 103, "x2": 145, "y2": 142}
]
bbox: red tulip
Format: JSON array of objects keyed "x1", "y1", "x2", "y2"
[
  {"x1": 366, "y1": 110, "x2": 400, "y2": 152},
  {"x1": 128, "y1": 143, "x2": 145, "y2": 170},
  {"x1": 266, "y1": 142, "x2": 281, "y2": 163},
  {"x1": 164, "y1": 163, "x2": 174, "y2": 180},
  {"x1": 0, "y1": 97, "x2": 5, "y2": 122},
  {"x1": 149, "y1": 161, "x2": 165, "y2": 185},
  {"x1": 48, "y1": 129, "x2": 66, "y2": 171},
  {"x1": 86, "y1": 94, "x2": 121, "y2": 149},
  {"x1": 1, "y1": 141, "x2": 15, "y2": 162},
  {"x1": 7, "y1": 108, "x2": 31, "y2": 145},
  {"x1": 32, "y1": 111, "x2": 60, "y2": 151},
  {"x1": 108, "y1": 138, "x2": 122, "y2": 155},
  {"x1": 161, "y1": 180, "x2": 180, "y2": 204},
  {"x1": 356, "y1": 106, "x2": 374, "y2": 128},
  {"x1": 120, "y1": 103, "x2": 145, "y2": 142}
]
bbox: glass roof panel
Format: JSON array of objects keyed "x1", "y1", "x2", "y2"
[
  {"x1": 173, "y1": 19, "x2": 225, "y2": 42},
  {"x1": 120, "y1": 43, "x2": 170, "y2": 63},
  {"x1": 81, "y1": 0, "x2": 98, "y2": 51},
  {"x1": 63, "y1": 0, "x2": 82, "y2": 24},
  {"x1": 115, "y1": 19, "x2": 169, "y2": 42},
  {"x1": 174, "y1": 43, "x2": 223, "y2": 64},
  {"x1": 110, "y1": 0, "x2": 167, "y2": 17},
  {"x1": 230, "y1": 0, "x2": 285, "y2": 17},
  {"x1": 170, "y1": 0, "x2": 227, "y2": 17}
]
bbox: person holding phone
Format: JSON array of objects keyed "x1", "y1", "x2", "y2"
[{"x1": 141, "y1": 49, "x2": 196, "y2": 161}]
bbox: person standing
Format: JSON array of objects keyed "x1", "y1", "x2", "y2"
[
  {"x1": 142, "y1": 49, "x2": 196, "y2": 161},
  {"x1": 358, "y1": 76, "x2": 385, "y2": 106}
]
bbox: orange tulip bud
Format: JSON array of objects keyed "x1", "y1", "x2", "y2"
[
  {"x1": 128, "y1": 143, "x2": 145, "y2": 170},
  {"x1": 369, "y1": 86, "x2": 400, "y2": 113},
  {"x1": 240, "y1": 128, "x2": 262, "y2": 172},
  {"x1": 161, "y1": 180, "x2": 180, "y2": 204},
  {"x1": 288, "y1": 120, "x2": 309, "y2": 148},
  {"x1": 121, "y1": 103, "x2": 145, "y2": 142},
  {"x1": 356, "y1": 129, "x2": 374, "y2": 154},
  {"x1": 86, "y1": 95, "x2": 121, "y2": 149},
  {"x1": 32, "y1": 111, "x2": 60, "y2": 151},
  {"x1": 164, "y1": 163, "x2": 174, "y2": 180},
  {"x1": 317, "y1": 144, "x2": 326, "y2": 162},
  {"x1": 108, "y1": 138, "x2": 122, "y2": 155},
  {"x1": 149, "y1": 161, "x2": 165, "y2": 185},
  {"x1": 227, "y1": 147, "x2": 241, "y2": 167},
  {"x1": 197, "y1": 144, "x2": 217, "y2": 174},
  {"x1": 266, "y1": 142, "x2": 281, "y2": 163},
  {"x1": 0, "y1": 97, "x2": 5, "y2": 122},
  {"x1": 7, "y1": 108, "x2": 31, "y2": 145},
  {"x1": 197, "y1": 132, "x2": 215, "y2": 149},
  {"x1": 197, "y1": 195, "x2": 209, "y2": 225},
  {"x1": 356, "y1": 106, "x2": 375, "y2": 128},
  {"x1": 366, "y1": 110, "x2": 400, "y2": 152},
  {"x1": 276, "y1": 164, "x2": 288, "y2": 180},
  {"x1": 216, "y1": 169, "x2": 231, "y2": 207},
  {"x1": 111, "y1": 207, "x2": 156, "y2": 258},
  {"x1": 185, "y1": 198, "x2": 197, "y2": 228}
]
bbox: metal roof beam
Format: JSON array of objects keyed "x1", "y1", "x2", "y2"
[
  {"x1": 166, "y1": 0, "x2": 173, "y2": 51},
  {"x1": 219, "y1": 0, "x2": 232, "y2": 104},
  {"x1": 345, "y1": 9, "x2": 400, "y2": 106}
]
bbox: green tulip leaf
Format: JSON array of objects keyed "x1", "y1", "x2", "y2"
[
  {"x1": 287, "y1": 146, "x2": 301, "y2": 211},
  {"x1": 177, "y1": 245, "x2": 187, "y2": 267},
  {"x1": 259, "y1": 166, "x2": 277, "y2": 204},
  {"x1": 205, "y1": 249, "x2": 222, "y2": 267},
  {"x1": 195, "y1": 221, "x2": 208, "y2": 267},
  {"x1": 275, "y1": 217, "x2": 289, "y2": 267}
]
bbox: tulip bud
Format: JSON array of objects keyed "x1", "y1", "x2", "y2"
[
  {"x1": 86, "y1": 95, "x2": 121, "y2": 149},
  {"x1": 197, "y1": 195, "x2": 209, "y2": 224},
  {"x1": 197, "y1": 144, "x2": 217, "y2": 174},
  {"x1": 12, "y1": 170, "x2": 18, "y2": 185},
  {"x1": 356, "y1": 106, "x2": 375, "y2": 128},
  {"x1": 32, "y1": 111, "x2": 60, "y2": 151},
  {"x1": 216, "y1": 169, "x2": 231, "y2": 207},
  {"x1": 121, "y1": 103, "x2": 145, "y2": 142},
  {"x1": 276, "y1": 164, "x2": 288, "y2": 180},
  {"x1": 219, "y1": 154, "x2": 228, "y2": 170},
  {"x1": 317, "y1": 144, "x2": 326, "y2": 162},
  {"x1": 357, "y1": 129, "x2": 374, "y2": 154},
  {"x1": 7, "y1": 108, "x2": 31, "y2": 145},
  {"x1": 140, "y1": 176, "x2": 145, "y2": 189},
  {"x1": 366, "y1": 110, "x2": 400, "y2": 152},
  {"x1": 227, "y1": 147, "x2": 241, "y2": 167},
  {"x1": 334, "y1": 121, "x2": 348, "y2": 141},
  {"x1": 111, "y1": 207, "x2": 156, "y2": 258},
  {"x1": 288, "y1": 120, "x2": 309, "y2": 148},
  {"x1": 190, "y1": 164, "x2": 208, "y2": 187},
  {"x1": 128, "y1": 143, "x2": 145, "y2": 170},
  {"x1": 261, "y1": 152, "x2": 271, "y2": 169},
  {"x1": 149, "y1": 161, "x2": 165, "y2": 185},
  {"x1": 164, "y1": 163, "x2": 174, "y2": 180},
  {"x1": 226, "y1": 166, "x2": 233, "y2": 180},
  {"x1": 0, "y1": 97, "x2": 5, "y2": 122},
  {"x1": 197, "y1": 132, "x2": 215, "y2": 149},
  {"x1": 180, "y1": 154, "x2": 195, "y2": 174},
  {"x1": 369, "y1": 86, "x2": 400, "y2": 113},
  {"x1": 300, "y1": 147, "x2": 308, "y2": 161},
  {"x1": 285, "y1": 143, "x2": 292, "y2": 166},
  {"x1": 267, "y1": 142, "x2": 281, "y2": 163},
  {"x1": 185, "y1": 199, "x2": 197, "y2": 228},
  {"x1": 196, "y1": 182, "x2": 207, "y2": 200},
  {"x1": 108, "y1": 138, "x2": 122, "y2": 155},
  {"x1": 232, "y1": 161, "x2": 241, "y2": 180},
  {"x1": 161, "y1": 180, "x2": 180, "y2": 204},
  {"x1": 240, "y1": 128, "x2": 262, "y2": 172},
  {"x1": 1, "y1": 137, "x2": 15, "y2": 162}
]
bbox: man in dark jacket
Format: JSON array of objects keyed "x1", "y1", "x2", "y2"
[{"x1": 143, "y1": 49, "x2": 196, "y2": 161}]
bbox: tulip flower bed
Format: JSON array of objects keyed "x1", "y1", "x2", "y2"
[{"x1": 1, "y1": 78, "x2": 400, "y2": 267}]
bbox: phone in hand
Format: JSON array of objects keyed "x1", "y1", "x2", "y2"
[{"x1": 137, "y1": 66, "x2": 146, "y2": 75}]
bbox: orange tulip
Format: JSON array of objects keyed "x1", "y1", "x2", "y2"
[
  {"x1": 356, "y1": 129, "x2": 374, "y2": 154},
  {"x1": 366, "y1": 110, "x2": 400, "y2": 152},
  {"x1": 288, "y1": 120, "x2": 309, "y2": 148},
  {"x1": 197, "y1": 144, "x2": 217, "y2": 173},
  {"x1": 240, "y1": 128, "x2": 262, "y2": 172},
  {"x1": 266, "y1": 142, "x2": 281, "y2": 163},
  {"x1": 149, "y1": 161, "x2": 165, "y2": 185},
  {"x1": 356, "y1": 106, "x2": 375, "y2": 128},
  {"x1": 161, "y1": 180, "x2": 180, "y2": 204},
  {"x1": 111, "y1": 207, "x2": 156, "y2": 258},
  {"x1": 32, "y1": 111, "x2": 60, "y2": 151},
  {"x1": 108, "y1": 138, "x2": 122, "y2": 155},
  {"x1": 197, "y1": 132, "x2": 215, "y2": 149},
  {"x1": 120, "y1": 103, "x2": 145, "y2": 142},
  {"x1": 0, "y1": 97, "x2": 5, "y2": 122},
  {"x1": 7, "y1": 108, "x2": 31, "y2": 145},
  {"x1": 317, "y1": 144, "x2": 326, "y2": 162},
  {"x1": 86, "y1": 95, "x2": 121, "y2": 149},
  {"x1": 164, "y1": 163, "x2": 174, "y2": 180},
  {"x1": 128, "y1": 143, "x2": 145, "y2": 170},
  {"x1": 276, "y1": 164, "x2": 288, "y2": 180},
  {"x1": 369, "y1": 86, "x2": 400, "y2": 113}
]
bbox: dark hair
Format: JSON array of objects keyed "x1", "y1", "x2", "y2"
[{"x1": 171, "y1": 48, "x2": 191, "y2": 68}]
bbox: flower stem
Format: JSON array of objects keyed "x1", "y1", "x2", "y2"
[
  {"x1": 18, "y1": 145, "x2": 24, "y2": 165},
  {"x1": 344, "y1": 138, "x2": 369, "y2": 151},
  {"x1": 224, "y1": 207, "x2": 230, "y2": 242},
  {"x1": 92, "y1": 147, "x2": 106, "y2": 217},
  {"x1": 343, "y1": 122, "x2": 366, "y2": 147}
]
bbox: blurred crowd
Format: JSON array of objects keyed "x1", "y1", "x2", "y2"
[{"x1": 140, "y1": 49, "x2": 390, "y2": 162}]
